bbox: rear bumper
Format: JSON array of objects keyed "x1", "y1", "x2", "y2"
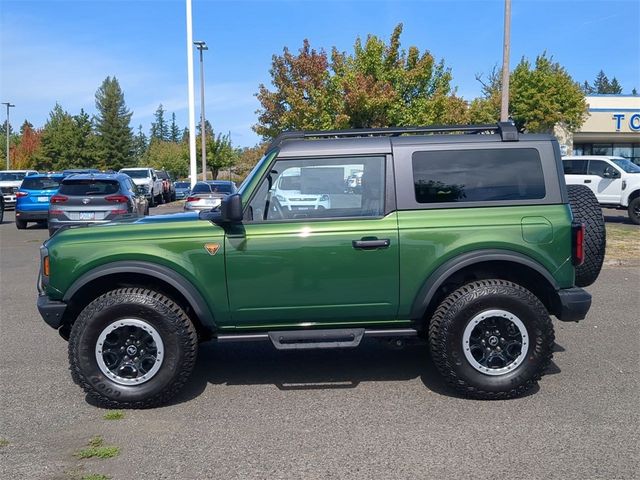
[
  {"x1": 555, "y1": 287, "x2": 592, "y2": 322},
  {"x1": 16, "y1": 210, "x2": 48, "y2": 220},
  {"x1": 37, "y1": 294, "x2": 67, "y2": 329}
]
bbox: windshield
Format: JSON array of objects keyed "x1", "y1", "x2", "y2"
[
  {"x1": 121, "y1": 169, "x2": 149, "y2": 179},
  {"x1": 0, "y1": 172, "x2": 27, "y2": 181},
  {"x1": 279, "y1": 175, "x2": 301, "y2": 191},
  {"x1": 59, "y1": 179, "x2": 120, "y2": 196},
  {"x1": 192, "y1": 183, "x2": 211, "y2": 193},
  {"x1": 175, "y1": 182, "x2": 190, "y2": 189},
  {"x1": 21, "y1": 177, "x2": 62, "y2": 190},
  {"x1": 612, "y1": 159, "x2": 640, "y2": 173},
  {"x1": 208, "y1": 183, "x2": 233, "y2": 194}
]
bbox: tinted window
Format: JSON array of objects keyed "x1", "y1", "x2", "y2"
[
  {"x1": 208, "y1": 183, "x2": 233, "y2": 194},
  {"x1": 157, "y1": 171, "x2": 169, "y2": 179},
  {"x1": 59, "y1": 179, "x2": 120, "y2": 196},
  {"x1": 175, "y1": 182, "x2": 190, "y2": 189},
  {"x1": 412, "y1": 149, "x2": 545, "y2": 203},
  {"x1": 563, "y1": 159, "x2": 588, "y2": 175},
  {"x1": 120, "y1": 169, "x2": 149, "y2": 179},
  {"x1": 248, "y1": 156, "x2": 384, "y2": 221},
  {"x1": 21, "y1": 177, "x2": 62, "y2": 190},
  {"x1": 0, "y1": 172, "x2": 26, "y2": 181},
  {"x1": 587, "y1": 160, "x2": 611, "y2": 177},
  {"x1": 192, "y1": 183, "x2": 212, "y2": 193}
]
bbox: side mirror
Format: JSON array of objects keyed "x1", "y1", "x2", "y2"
[{"x1": 221, "y1": 193, "x2": 243, "y2": 222}]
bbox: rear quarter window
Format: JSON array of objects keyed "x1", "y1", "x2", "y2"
[
  {"x1": 412, "y1": 148, "x2": 546, "y2": 203},
  {"x1": 59, "y1": 180, "x2": 120, "y2": 196}
]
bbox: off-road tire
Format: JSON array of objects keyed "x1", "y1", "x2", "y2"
[
  {"x1": 567, "y1": 185, "x2": 606, "y2": 287},
  {"x1": 15, "y1": 218, "x2": 27, "y2": 229},
  {"x1": 69, "y1": 288, "x2": 198, "y2": 409},
  {"x1": 429, "y1": 279, "x2": 555, "y2": 400},
  {"x1": 628, "y1": 197, "x2": 640, "y2": 225}
]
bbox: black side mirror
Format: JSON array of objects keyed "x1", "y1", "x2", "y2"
[{"x1": 221, "y1": 193, "x2": 243, "y2": 222}]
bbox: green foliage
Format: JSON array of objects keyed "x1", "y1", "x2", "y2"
[
  {"x1": 584, "y1": 70, "x2": 624, "y2": 94},
  {"x1": 235, "y1": 143, "x2": 267, "y2": 180},
  {"x1": 35, "y1": 104, "x2": 99, "y2": 171},
  {"x1": 132, "y1": 124, "x2": 148, "y2": 164},
  {"x1": 151, "y1": 104, "x2": 168, "y2": 141},
  {"x1": 255, "y1": 24, "x2": 467, "y2": 139},
  {"x1": 510, "y1": 53, "x2": 587, "y2": 132},
  {"x1": 94, "y1": 76, "x2": 133, "y2": 171},
  {"x1": 203, "y1": 132, "x2": 238, "y2": 179},
  {"x1": 102, "y1": 410, "x2": 124, "y2": 421},
  {"x1": 169, "y1": 113, "x2": 181, "y2": 142},
  {"x1": 74, "y1": 436, "x2": 120, "y2": 459},
  {"x1": 145, "y1": 139, "x2": 189, "y2": 179}
]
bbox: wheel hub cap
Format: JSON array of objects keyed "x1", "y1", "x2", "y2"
[
  {"x1": 95, "y1": 319, "x2": 164, "y2": 386},
  {"x1": 462, "y1": 309, "x2": 529, "y2": 376}
]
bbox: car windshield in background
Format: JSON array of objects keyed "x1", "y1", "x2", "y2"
[
  {"x1": 157, "y1": 172, "x2": 169, "y2": 179},
  {"x1": 175, "y1": 182, "x2": 190, "y2": 189},
  {"x1": 21, "y1": 177, "x2": 62, "y2": 190},
  {"x1": 208, "y1": 183, "x2": 233, "y2": 194},
  {"x1": 59, "y1": 180, "x2": 120, "y2": 196},
  {"x1": 612, "y1": 159, "x2": 640, "y2": 173},
  {"x1": 121, "y1": 170, "x2": 149, "y2": 179},
  {"x1": 0, "y1": 172, "x2": 26, "y2": 181},
  {"x1": 191, "y1": 183, "x2": 211, "y2": 194}
]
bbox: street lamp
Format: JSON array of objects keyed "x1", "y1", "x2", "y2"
[
  {"x1": 500, "y1": 0, "x2": 512, "y2": 121},
  {"x1": 193, "y1": 40, "x2": 208, "y2": 181},
  {"x1": 2, "y1": 102, "x2": 15, "y2": 169}
]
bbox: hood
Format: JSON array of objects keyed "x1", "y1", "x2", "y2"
[{"x1": 130, "y1": 178, "x2": 151, "y2": 185}]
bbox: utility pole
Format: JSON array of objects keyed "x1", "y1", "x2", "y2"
[
  {"x1": 500, "y1": 0, "x2": 512, "y2": 122},
  {"x1": 194, "y1": 40, "x2": 208, "y2": 181},
  {"x1": 185, "y1": 0, "x2": 197, "y2": 188},
  {"x1": 2, "y1": 102, "x2": 15, "y2": 169}
]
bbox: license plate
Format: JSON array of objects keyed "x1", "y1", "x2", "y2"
[
  {"x1": 80, "y1": 212, "x2": 95, "y2": 220},
  {"x1": 37, "y1": 196, "x2": 48, "y2": 202}
]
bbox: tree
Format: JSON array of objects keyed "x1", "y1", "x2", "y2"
[
  {"x1": 470, "y1": 54, "x2": 587, "y2": 133},
  {"x1": 94, "y1": 76, "x2": 134, "y2": 170},
  {"x1": 144, "y1": 140, "x2": 189, "y2": 179},
  {"x1": 0, "y1": 121, "x2": 19, "y2": 167},
  {"x1": 133, "y1": 125, "x2": 148, "y2": 164},
  {"x1": 587, "y1": 70, "x2": 623, "y2": 94},
  {"x1": 255, "y1": 24, "x2": 467, "y2": 139},
  {"x1": 235, "y1": 143, "x2": 267, "y2": 181},
  {"x1": 609, "y1": 77, "x2": 622, "y2": 94},
  {"x1": 205, "y1": 132, "x2": 237, "y2": 179},
  {"x1": 169, "y1": 113, "x2": 181, "y2": 143},
  {"x1": 150, "y1": 104, "x2": 169, "y2": 141},
  {"x1": 11, "y1": 121, "x2": 42, "y2": 169},
  {"x1": 633, "y1": 88, "x2": 638, "y2": 96},
  {"x1": 36, "y1": 104, "x2": 82, "y2": 170}
]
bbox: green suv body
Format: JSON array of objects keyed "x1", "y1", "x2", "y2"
[{"x1": 37, "y1": 123, "x2": 594, "y2": 408}]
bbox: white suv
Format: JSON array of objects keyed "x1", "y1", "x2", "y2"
[
  {"x1": 0, "y1": 170, "x2": 38, "y2": 207},
  {"x1": 563, "y1": 155, "x2": 640, "y2": 224},
  {"x1": 273, "y1": 168, "x2": 331, "y2": 212}
]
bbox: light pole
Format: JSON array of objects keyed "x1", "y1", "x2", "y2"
[
  {"x1": 186, "y1": 0, "x2": 197, "y2": 188},
  {"x1": 194, "y1": 40, "x2": 208, "y2": 181},
  {"x1": 2, "y1": 102, "x2": 15, "y2": 169},
  {"x1": 500, "y1": 0, "x2": 512, "y2": 121}
]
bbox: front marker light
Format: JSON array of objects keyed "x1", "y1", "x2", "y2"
[{"x1": 43, "y1": 256, "x2": 50, "y2": 276}]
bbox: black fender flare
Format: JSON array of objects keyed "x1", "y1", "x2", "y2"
[
  {"x1": 409, "y1": 249, "x2": 560, "y2": 320},
  {"x1": 63, "y1": 261, "x2": 216, "y2": 328}
]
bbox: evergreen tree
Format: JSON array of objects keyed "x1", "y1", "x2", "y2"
[
  {"x1": 169, "y1": 113, "x2": 181, "y2": 142},
  {"x1": 150, "y1": 104, "x2": 168, "y2": 141},
  {"x1": 94, "y1": 76, "x2": 134, "y2": 170},
  {"x1": 633, "y1": 88, "x2": 638, "y2": 96},
  {"x1": 181, "y1": 127, "x2": 190, "y2": 143},
  {"x1": 73, "y1": 109, "x2": 99, "y2": 168},
  {"x1": 593, "y1": 70, "x2": 610, "y2": 94},
  {"x1": 609, "y1": 77, "x2": 623, "y2": 94},
  {"x1": 133, "y1": 124, "x2": 148, "y2": 164},
  {"x1": 581, "y1": 80, "x2": 594, "y2": 95}
]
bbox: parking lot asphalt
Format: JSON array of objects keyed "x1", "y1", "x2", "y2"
[{"x1": 0, "y1": 205, "x2": 638, "y2": 480}]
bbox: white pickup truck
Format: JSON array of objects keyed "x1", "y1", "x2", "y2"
[
  {"x1": 563, "y1": 155, "x2": 640, "y2": 224},
  {"x1": 0, "y1": 170, "x2": 39, "y2": 207},
  {"x1": 119, "y1": 167, "x2": 164, "y2": 206}
]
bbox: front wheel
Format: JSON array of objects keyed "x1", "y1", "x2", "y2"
[
  {"x1": 429, "y1": 279, "x2": 554, "y2": 399},
  {"x1": 628, "y1": 197, "x2": 640, "y2": 225},
  {"x1": 69, "y1": 288, "x2": 198, "y2": 409}
]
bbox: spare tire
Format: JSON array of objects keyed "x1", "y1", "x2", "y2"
[{"x1": 567, "y1": 185, "x2": 606, "y2": 287}]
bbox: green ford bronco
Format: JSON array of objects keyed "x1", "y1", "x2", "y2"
[{"x1": 37, "y1": 123, "x2": 604, "y2": 408}]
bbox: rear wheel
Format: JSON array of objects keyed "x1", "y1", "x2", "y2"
[
  {"x1": 15, "y1": 218, "x2": 27, "y2": 229},
  {"x1": 567, "y1": 185, "x2": 606, "y2": 287},
  {"x1": 628, "y1": 197, "x2": 640, "y2": 225},
  {"x1": 429, "y1": 279, "x2": 554, "y2": 399},
  {"x1": 69, "y1": 288, "x2": 198, "y2": 409}
]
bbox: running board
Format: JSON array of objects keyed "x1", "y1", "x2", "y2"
[{"x1": 216, "y1": 328, "x2": 418, "y2": 350}]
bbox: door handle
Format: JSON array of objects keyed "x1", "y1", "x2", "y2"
[
  {"x1": 584, "y1": 179, "x2": 591, "y2": 183},
  {"x1": 352, "y1": 238, "x2": 390, "y2": 250}
]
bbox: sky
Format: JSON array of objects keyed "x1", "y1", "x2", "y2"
[{"x1": 1, "y1": 0, "x2": 639, "y2": 147}]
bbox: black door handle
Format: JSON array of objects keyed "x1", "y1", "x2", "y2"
[
  {"x1": 352, "y1": 238, "x2": 390, "y2": 250},
  {"x1": 584, "y1": 179, "x2": 591, "y2": 183}
]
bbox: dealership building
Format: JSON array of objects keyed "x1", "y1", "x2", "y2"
[{"x1": 559, "y1": 94, "x2": 640, "y2": 164}]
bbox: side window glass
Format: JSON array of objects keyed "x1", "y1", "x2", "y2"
[
  {"x1": 587, "y1": 161, "x2": 607, "y2": 177},
  {"x1": 563, "y1": 159, "x2": 588, "y2": 175},
  {"x1": 247, "y1": 156, "x2": 385, "y2": 222}
]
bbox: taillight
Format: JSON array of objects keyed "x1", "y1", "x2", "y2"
[
  {"x1": 50, "y1": 194, "x2": 68, "y2": 204},
  {"x1": 186, "y1": 196, "x2": 198, "y2": 202},
  {"x1": 572, "y1": 222, "x2": 585, "y2": 266},
  {"x1": 111, "y1": 209, "x2": 128, "y2": 214},
  {"x1": 16, "y1": 191, "x2": 29, "y2": 197},
  {"x1": 105, "y1": 195, "x2": 129, "y2": 203}
]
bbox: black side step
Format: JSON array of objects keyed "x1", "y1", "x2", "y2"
[{"x1": 269, "y1": 329, "x2": 365, "y2": 350}]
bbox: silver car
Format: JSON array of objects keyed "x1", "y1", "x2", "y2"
[
  {"x1": 184, "y1": 181, "x2": 237, "y2": 212},
  {"x1": 48, "y1": 173, "x2": 148, "y2": 236}
]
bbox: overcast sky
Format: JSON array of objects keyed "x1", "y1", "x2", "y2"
[{"x1": 1, "y1": 0, "x2": 638, "y2": 147}]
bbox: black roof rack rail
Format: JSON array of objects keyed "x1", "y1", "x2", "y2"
[{"x1": 267, "y1": 122, "x2": 518, "y2": 150}]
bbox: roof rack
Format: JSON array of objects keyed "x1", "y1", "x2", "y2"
[{"x1": 268, "y1": 122, "x2": 518, "y2": 150}]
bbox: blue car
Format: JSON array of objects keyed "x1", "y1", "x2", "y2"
[
  {"x1": 174, "y1": 181, "x2": 191, "y2": 200},
  {"x1": 15, "y1": 173, "x2": 65, "y2": 229}
]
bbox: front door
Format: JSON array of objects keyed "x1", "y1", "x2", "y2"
[
  {"x1": 224, "y1": 155, "x2": 399, "y2": 328},
  {"x1": 587, "y1": 160, "x2": 623, "y2": 203}
]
